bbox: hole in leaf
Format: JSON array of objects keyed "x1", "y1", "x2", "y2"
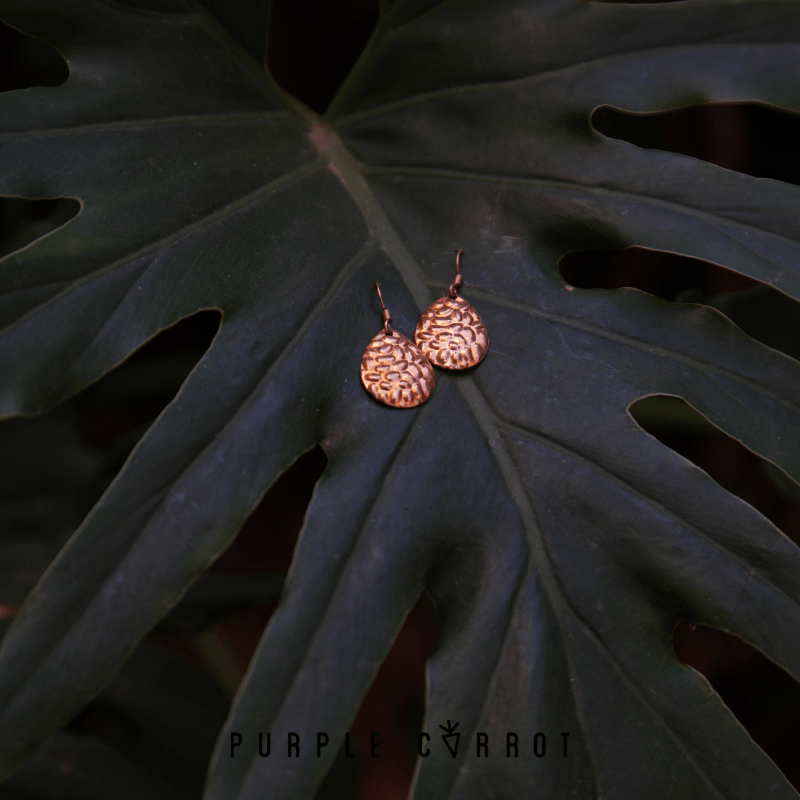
[
  {"x1": 630, "y1": 395, "x2": 800, "y2": 543},
  {"x1": 562, "y1": 100, "x2": 800, "y2": 362},
  {"x1": 348, "y1": 593, "x2": 437, "y2": 800},
  {"x1": 76, "y1": 310, "x2": 222, "y2": 450},
  {"x1": 210, "y1": 445, "x2": 329, "y2": 577},
  {"x1": 155, "y1": 442, "x2": 437, "y2": 798},
  {"x1": 0, "y1": 196, "x2": 80, "y2": 260},
  {"x1": 151, "y1": 444, "x2": 330, "y2": 686},
  {"x1": 158, "y1": 442, "x2": 426, "y2": 800},
  {"x1": 0, "y1": 402, "x2": 106, "y2": 638},
  {"x1": 559, "y1": 247, "x2": 756, "y2": 300},
  {"x1": 559, "y1": 249, "x2": 800, "y2": 365},
  {"x1": 592, "y1": 103, "x2": 800, "y2": 185},
  {"x1": 0, "y1": 20, "x2": 68, "y2": 92},
  {"x1": 674, "y1": 622, "x2": 800, "y2": 790},
  {"x1": 0, "y1": 310, "x2": 229, "y2": 791},
  {"x1": 635, "y1": 397, "x2": 800, "y2": 786},
  {"x1": 267, "y1": 0, "x2": 379, "y2": 113},
  {"x1": 28, "y1": 641, "x2": 232, "y2": 799},
  {"x1": 0, "y1": 309, "x2": 221, "y2": 643},
  {"x1": 694, "y1": 284, "x2": 800, "y2": 364}
]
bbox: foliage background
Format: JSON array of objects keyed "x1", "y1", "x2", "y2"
[{"x1": 1, "y1": 0, "x2": 800, "y2": 798}]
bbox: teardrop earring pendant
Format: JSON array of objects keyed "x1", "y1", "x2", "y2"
[
  {"x1": 360, "y1": 283, "x2": 436, "y2": 408},
  {"x1": 414, "y1": 250, "x2": 489, "y2": 369}
]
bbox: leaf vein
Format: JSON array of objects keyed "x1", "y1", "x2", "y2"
[
  {"x1": 333, "y1": 40, "x2": 800, "y2": 128},
  {"x1": 458, "y1": 284, "x2": 800, "y2": 416},
  {"x1": 315, "y1": 116, "x2": 608, "y2": 795},
  {"x1": 368, "y1": 165, "x2": 800, "y2": 262},
  {"x1": 556, "y1": 588, "x2": 730, "y2": 800},
  {"x1": 0, "y1": 112, "x2": 295, "y2": 143},
  {"x1": 0, "y1": 158, "x2": 324, "y2": 341},
  {"x1": 497, "y1": 416, "x2": 800, "y2": 617},
  {"x1": 0, "y1": 239, "x2": 380, "y2": 722}
]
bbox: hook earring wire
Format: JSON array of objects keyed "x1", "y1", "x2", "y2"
[
  {"x1": 375, "y1": 282, "x2": 394, "y2": 335},
  {"x1": 449, "y1": 249, "x2": 464, "y2": 298}
]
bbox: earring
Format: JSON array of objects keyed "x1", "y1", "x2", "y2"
[
  {"x1": 361, "y1": 283, "x2": 436, "y2": 408},
  {"x1": 415, "y1": 250, "x2": 489, "y2": 369}
]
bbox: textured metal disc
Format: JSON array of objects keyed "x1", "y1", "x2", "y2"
[
  {"x1": 414, "y1": 295, "x2": 489, "y2": 369},
  {"x1": 360, "y1": 330, "x2": 435, "y2": 408}
]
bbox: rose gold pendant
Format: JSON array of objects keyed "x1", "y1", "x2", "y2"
[
  {"x1": 414, "y1": 250, "x2": 489, "y2": 370},
  {"x1": 360, "y1": 283, "x2": 435, "y2": 408}
]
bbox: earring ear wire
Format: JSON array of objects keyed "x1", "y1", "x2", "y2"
[{"x1": 375, "y1": 281, "x2": 394, "y2": 335}]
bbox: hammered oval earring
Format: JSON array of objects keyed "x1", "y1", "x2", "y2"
[
  {"x1": 414, "y1": 250, "x2": 489, "y2": 369},
  {"x1": 360, "y1": 283, "x2": 436, "y2": 408}
]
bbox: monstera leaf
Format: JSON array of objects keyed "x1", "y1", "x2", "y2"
[{"x1": 1, "y1": 0, "x2": 800, "y2": 797}]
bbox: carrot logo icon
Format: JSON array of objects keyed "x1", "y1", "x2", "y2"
[{"x1": 439, "y1": 721, "x2": 461, "y2": 758}]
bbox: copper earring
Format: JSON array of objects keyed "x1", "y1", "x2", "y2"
[
  {"x1": 414, "y1": 250, "x2": 489, "y2": 369},
  {"x1": 360, "y1": 283, "x2": 436, "y2": 408}
]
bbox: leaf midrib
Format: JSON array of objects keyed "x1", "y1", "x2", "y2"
[
  {"x1": 310, "y1": 107, "x2": 798, "y2": 798},
  {"x1": 306, "y1": 108, "x2": 607, "y2": 797},
  {"x1": 452, "y1": 381, "x2": 604, "y2": 799}
]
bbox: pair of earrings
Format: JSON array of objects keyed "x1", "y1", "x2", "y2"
[{"x1": 360, "y1": 250, "x2": 489, "y2": 408}]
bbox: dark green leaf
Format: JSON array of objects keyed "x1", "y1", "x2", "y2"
[
  {"x1": 1, "y1": 1, "x2": 800, "y2": 798},
  {"x1": 0, "y1": 408, "x2": 106, "y2": 606},
  {"x1": 1, "y1": 732, "x2": 192, "y2": 800},
  {"x1": 1, "y1": 642, "x2": 229, "y2": 799}
]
